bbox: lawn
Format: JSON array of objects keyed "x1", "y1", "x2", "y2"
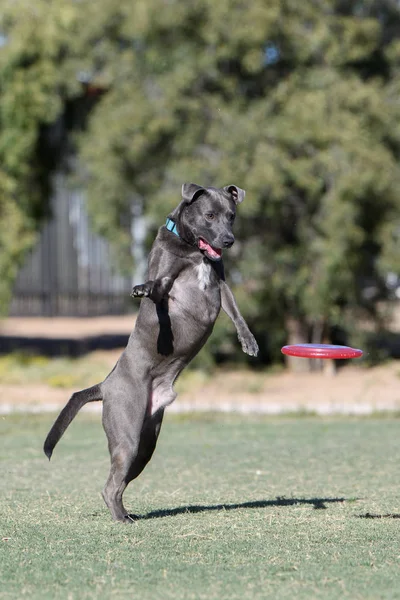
[{"x1": 1, "y1": 412, "x2": 400, "y2": 599}]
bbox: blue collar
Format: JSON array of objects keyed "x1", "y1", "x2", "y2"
[{"x1": 165, "y1": 218, "x2": 179, "y2": 237}]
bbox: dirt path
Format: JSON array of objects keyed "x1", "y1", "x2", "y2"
[
  {"x1": 1, "y1": 317, "x2": 400, "y2": 415},
  {"x1": 0, "y1": 315, "x2": 136, "y2": 338},
  {"x1": 1, "y1": 362, "x2": 400, "y2": 415}
]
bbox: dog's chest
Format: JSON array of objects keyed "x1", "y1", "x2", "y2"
[
  {"x1": 196, "y1": 260, "x2": 212, "y2": 291},
  {"x1": 168, "y1": 259, "x2": 220, "y2": 322}
]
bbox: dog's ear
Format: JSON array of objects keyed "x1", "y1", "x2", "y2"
[
  {"x1": 168, "y1": 183, "x2": 205, "y2": 224},
  {"x1": 224, "y1": 185, "x2": 245, "y2": 204},
  {"x1": 181, "y1": 183, "x2": 205, "y2": 203}
]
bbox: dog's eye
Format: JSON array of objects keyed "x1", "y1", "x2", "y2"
[{"x1": 206, "y1": 213, "x2": 215, "y2": 221}]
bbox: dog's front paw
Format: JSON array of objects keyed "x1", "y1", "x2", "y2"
[
  {"x1": 239, "y1": 333, "x2": 259, "y2": 357},
  {"x1": 131, "y1": 283, "x2": 151, "y2": 298}
]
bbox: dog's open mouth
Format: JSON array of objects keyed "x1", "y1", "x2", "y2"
[{"x1": 198, "y1": 238, "x2": 222, "y2": 261}]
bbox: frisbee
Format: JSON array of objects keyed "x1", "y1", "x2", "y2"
[{"x1": 281, "y1": 344, "x2": 363, "y2": 360}]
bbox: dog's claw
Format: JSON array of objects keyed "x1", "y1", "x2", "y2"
[
  {"x1": 124, "y1": 514, "x2": 140, "y2": 523},
  {"x1": 131, "y1": 285, "x2": 149, "y2": 298}
]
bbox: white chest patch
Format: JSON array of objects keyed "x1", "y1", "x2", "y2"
[{"x1": 196, "y1": 261, "x2": 212, "y2": 291}]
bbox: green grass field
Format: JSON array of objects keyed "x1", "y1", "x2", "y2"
[{"x1": 2, "y1": 412, "x2": 400, "y2": 599}]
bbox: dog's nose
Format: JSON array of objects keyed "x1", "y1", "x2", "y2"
[{"x1": 223, "y1": 235, "x2": 235, "y2": 248}]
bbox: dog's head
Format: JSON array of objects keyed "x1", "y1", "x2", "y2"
[{"x1": 168, "y1": 183, "x2": 245, "y2": 261}]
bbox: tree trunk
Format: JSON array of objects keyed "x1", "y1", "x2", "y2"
[
  {"x1": 284, "y1": 317, "x2": 311, "y2": 372},
  {"x1": 311, "y1": 320, "x2": 337, "y2": 376}
]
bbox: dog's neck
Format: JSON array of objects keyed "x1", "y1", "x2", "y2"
[
  {"x1": 161, "y1": 222, "x2": 226, "y2": 280},
  {"x1": 165, "y1": 218, "x2": 179, "y2": 237},
  {"x1": 165, "y1": 216, "x2": 197, "y2": 250}
]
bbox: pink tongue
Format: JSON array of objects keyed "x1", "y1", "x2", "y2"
[{"x1": 199, "y1": 239, "x2": 222, "y2": 259}]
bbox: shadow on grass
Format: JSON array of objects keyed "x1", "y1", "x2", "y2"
[
  {"x1": 357, "y1": 512, "x2": 400, "y2": 519},
  {"x1": 133, "y1": 496, "x2": 347, "y2": 520}
]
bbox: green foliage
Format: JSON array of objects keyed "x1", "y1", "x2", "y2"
[
  {"x1": 2, "y1": 0, "x2": 400, "y2": 364},
  {"x1": 0, "y1": 1, "x2": 82, "y2": 314},
  {"x1": 0, "y1": 351, "x2": 109, "y2": 388},
  {"x1": 0, "y1": 193, "x2": 34, "y2": 313},
  {"x1": 74, "y1": 0, "x2": 400, "y2": 358}
]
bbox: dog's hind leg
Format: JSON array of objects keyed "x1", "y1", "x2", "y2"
[
  {"x1": 126, "y1": 409, "x2": 165, "y2": 484},
  {"x1": 102, "y1": 408, "x2": 165, "y2": 522},
  {"x1": 101, "y1": 394, "x2": 148, "y2": 523}
]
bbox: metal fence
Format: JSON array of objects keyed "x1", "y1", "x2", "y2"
[{"x1": 10, "y1": 174, "x2": 134, "y2": 317}]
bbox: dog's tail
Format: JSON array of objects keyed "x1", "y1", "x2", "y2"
[{"x1": 43, "y1": 384, "x2": 103, "y2": 460}]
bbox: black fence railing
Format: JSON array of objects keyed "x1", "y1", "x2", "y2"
[{"x1": 10, "y1": 174, "x2": 133, "y2": 317}]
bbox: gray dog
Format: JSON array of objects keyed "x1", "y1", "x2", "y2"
[{"x1": 44, "y1": 183, "x2": 259, "y2": 522}]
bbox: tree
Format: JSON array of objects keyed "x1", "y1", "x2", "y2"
[
  {"x1": 0, "y1": 1, "x2": 83, "y2": 313},
  {"x1": 76, "y1": 0, "x2": 400, "y2": 366},
  {"x1": 2, "y1": 0, "x2": 400, "y2": 371}
]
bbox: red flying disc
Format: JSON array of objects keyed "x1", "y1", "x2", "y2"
[{"x1": 281, "y1": 344, "x2": 363, "y2": 360}]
